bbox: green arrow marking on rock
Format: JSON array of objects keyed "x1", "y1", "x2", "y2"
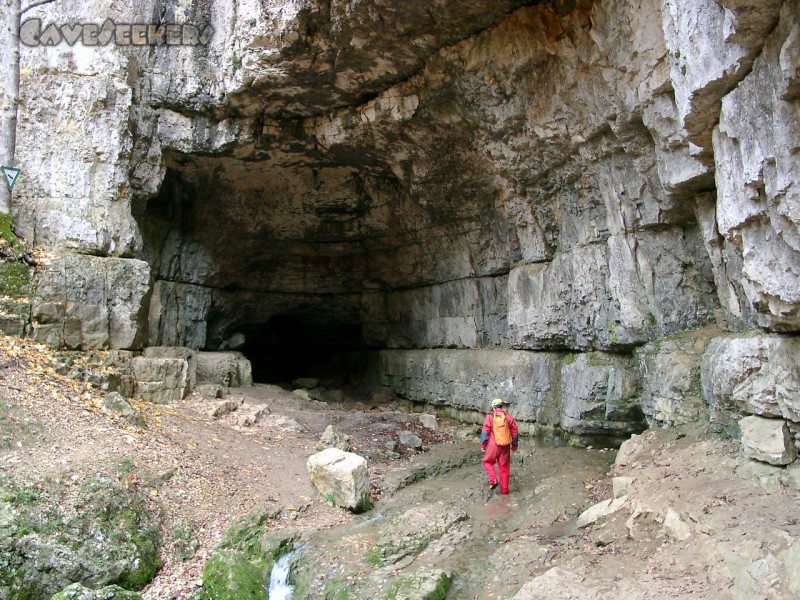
[{"x1": 1, "y1": 166, "x2": 21, "y2": 191}]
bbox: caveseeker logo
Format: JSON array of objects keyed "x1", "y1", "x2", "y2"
[{"x1": 20, "y1": 18, "x2": 214, "y2": 47}]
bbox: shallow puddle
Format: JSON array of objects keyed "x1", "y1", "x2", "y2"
[{"x1": 294, "y1": 442, "x2": 614, "y2": 599}]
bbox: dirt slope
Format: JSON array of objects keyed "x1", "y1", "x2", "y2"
[{"x1": 1, "y1": 335, "x2": 799, "y2": 599}]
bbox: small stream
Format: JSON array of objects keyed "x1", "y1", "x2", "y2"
[
  {"x1": 268, "y1": 549, "x2": 299, "y2": 600},
  {"x1": 291, "y1": 444, "x2": 615, "y2": 599}
]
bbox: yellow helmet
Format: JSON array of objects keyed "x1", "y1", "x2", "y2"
[{"x1": 491, "y1": 398, "x2": 505, "y2": 409}]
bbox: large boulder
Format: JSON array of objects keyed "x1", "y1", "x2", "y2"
[
  {"x1": 131, "y1": 357, "x2": 189, "y2": 404},
  {"x1": 142, "y1": 346, "x2": 197, "y2": 391},
  {"x1": 195, "y1": 352, "x2": 253, "y2": 387},
  {"x1": 702, "y1": 334, "x2": 800, "y2": 433},
  {"x1": 306, "y1": 448, "x2": 371, "y2": 513},
  {"x1": 29, "y1": 255, "x2": 150, "y2": 350},
  {"x1": 739, "y1": 416, "x2": 797, "y2": 466}
]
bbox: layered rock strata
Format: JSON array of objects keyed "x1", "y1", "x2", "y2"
[{"x1": 1, "y1": 0, "x2": 797, "y2": 442}]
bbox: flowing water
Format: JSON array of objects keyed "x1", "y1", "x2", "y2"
[
  {"x1": 268, "y1": 549, "x2": 299, "y2": 600},
  {"x1": 293, "y1": 442, "x2": 614, "y2": 599}
]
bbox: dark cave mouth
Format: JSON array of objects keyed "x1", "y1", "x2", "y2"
[{"x1": 238, "y1": 314, "x2": 371, "y2": 385}]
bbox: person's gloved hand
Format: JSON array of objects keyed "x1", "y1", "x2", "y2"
[{"x1": 512, "y1": 445, "x2": 518, "y2": 452}]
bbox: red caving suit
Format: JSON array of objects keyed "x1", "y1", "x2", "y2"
[{"x1": 481, "y1": 408, "x2": 519, "y2": 495}]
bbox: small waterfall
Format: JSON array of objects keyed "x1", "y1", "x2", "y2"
[{"x1": 268, "y1": 549, "x2": 298, "y2": 600}]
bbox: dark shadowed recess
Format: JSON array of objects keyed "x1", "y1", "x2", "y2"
[{"x1": 239, "y1": 314, "x2": 365, "y2": 384}]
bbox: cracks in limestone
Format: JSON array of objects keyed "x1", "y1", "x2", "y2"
[
  {"x1": 376, "y1": 270, "x2": 511, "y2": 295},
  {"x1": 256, "y1": 0, "x2": 546, "y2": 123},
  {"x1": 103, "y1": 261, "x2": 111, "y2": 348},
  {"x1": 680, "y1": 5, "x2": 783, "y2": 158}
]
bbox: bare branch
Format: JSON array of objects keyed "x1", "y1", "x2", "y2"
[{"x1": 20, "y1": 0, "x2": 57, "y2": 16}]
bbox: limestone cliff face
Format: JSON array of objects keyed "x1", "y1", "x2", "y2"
[{"x1": 5, "y1": 0, "x2": 800, "y2": 440}]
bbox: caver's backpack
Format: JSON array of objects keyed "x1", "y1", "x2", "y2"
[{"x1": 492, "y1": 410, "x2": 512, "y2": 446}]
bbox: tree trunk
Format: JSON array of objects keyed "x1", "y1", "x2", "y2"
[{"x1": 0, "y1": 0, "x2": 20, "y2": 215}]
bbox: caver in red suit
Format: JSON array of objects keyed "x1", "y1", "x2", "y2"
[{"x1": 480, "y1": 399, "x2": 519, "y2": 495}]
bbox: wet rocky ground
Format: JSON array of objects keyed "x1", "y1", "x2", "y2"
[
  {"x1": 2, "y1": 338, "x2": 799, "y2": 600},
  {"x1": 290, "y1": 440, "x2": 615, "y2": 600}
]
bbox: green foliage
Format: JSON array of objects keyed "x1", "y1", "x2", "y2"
[
  {"x1": 354, "y1": 495, "x2": 372, "y2": 514},
  {"x1": 0, "y1": 471, "x2": 162, "y2": 599},
  {"x1": 0, "y1": 213, "x2": 32, "y2": 318},
  {"x1": 6, "y1": 483, "x2": 40, "y2": 506},
  {"x1": 364, "y1": 546, "x2": 382, "y2": 567},
  {"x1": 0, "y1": 213, "x2": 30, "y2": 297},
  {"x1": 115, "y1": 458, "x2": 136, "y2": 477},
  {"x1": 218, "y1": 510, "x2": 271, "y2": 566},
  {"x1": 195, "y1": 511, "x2": 297, "y2": 600},
  {"x1": 429, "y1": 574, "x2": 450, "y2": 600},
  {"x1": 200, "y1": 550, "x2": 266, "y2": 600},
  {"x1": 0, "y1": 263, "x2": 30, "y2": 297},
  {"x1": 0, "y1": 213, "x2": 24, "y2": 255}
]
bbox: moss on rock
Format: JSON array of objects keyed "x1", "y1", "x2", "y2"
[
  {"x1": 72, "y1": 476, "x2": 162, "y2": 590},
  {"x1": 201, "y1": 550, "x2": 266, "y2": 600},
  {"x1": 0, "y1": 473, "x2": 162, "y2": 600},
  {"x1": 195, "y1": 509, "x2": 298, "y2": 600},
  {"x1": 0, "y1": 213, "x2": 32, "y2": 335},
  {"x1": 385, "y1": 568, "x2": 450, "y2": 600},
  {"x1": 0, "y1": 213, "x2": 25, "y2": 258},
  {"x1": 0, "y1": 262, "x2": 30, "y2": 297},
  {"x1": 50, "y1": 583, "x2": 144, "y2": 600}
]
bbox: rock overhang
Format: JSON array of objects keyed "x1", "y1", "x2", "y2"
[{"x1": 6, "y1": 0, "x2": 800, "y2": 444}]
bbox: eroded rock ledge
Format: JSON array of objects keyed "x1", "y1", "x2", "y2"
[{"x1": 1, "y1": 0, "x2": 798, "y2": 443}]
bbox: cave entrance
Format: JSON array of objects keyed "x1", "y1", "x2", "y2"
[
  {"x1": 136, "y1": 150, "x2": 499, "y2": 389},
  {"x1": 239, "y1": 314, "x2": 366, "y2": 385}
]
